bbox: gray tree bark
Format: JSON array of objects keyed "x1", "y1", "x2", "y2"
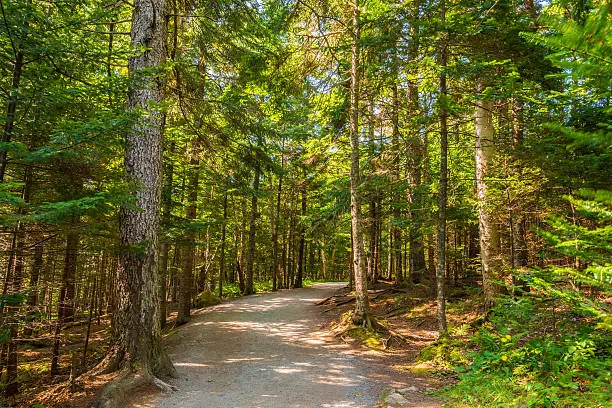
[
  {"x1": 177, "y1": 141, "x2": 199, "y2": 325},
  {"x1": 244, "y1": 169, "x2": 260, "y2": 295},
  {"x1": 348, "y1": 0, "x2": 371, "y2": 325},
  {"x1": 93, "y1": 0, "x2": 175, "y2": 395},
  {"x1": 475, "y1": 81, "x2": 503, "y2": 310},
  {"x1": 295, "y1": 183, "x2": 306, "y2": 288},
  {"x1": 436, "y1": 0, "x2": 449, "y2": 333},
  {"x1": 272, "y1": 149, "x2": 284, "y2": 291}
]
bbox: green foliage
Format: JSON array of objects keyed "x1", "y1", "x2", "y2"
[
  {"x1": 0, "y1": 292, "x2": 26, "y2": 309},
  {"x1": 418, "y1": 327, "x2": 471, "y2": 370},
  {"x1": 217, "y1": 283, "x2": 243, "y2": 298},
  {"x1": 437, "y1": 295, "x2": 611, "y2": 407},
  {"x1": 195, "y1": 291, "x2": 221, "y2": 308}
]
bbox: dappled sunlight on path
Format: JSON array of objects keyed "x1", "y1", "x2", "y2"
[{"x1": 132, "y1": 283, "x2": 440, "y2": 408}]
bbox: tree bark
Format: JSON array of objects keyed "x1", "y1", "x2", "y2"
[
  {"x1": 0, "y1": 48, "x2": 24, "y2": 182},
  {"x1": 159, "y1": 141, "x2": 174, "y2": 329},
  {"x1": 272, "y1": 150, "x2": 283, "y2": 291},
  {"x1": 244, "y1": 169, "x2": 260, "y2": 295},
  {"x1": 177, "y1": 141, "x2": 199, "y2": 325},
  {"x1": 295, "y1": 184, "x2": 306, "y2": 288},
  {"x1": 390, "y1": 35, "x2": 403, "y2": 283},
  {"x1": 59, "y1": 229, "x2": 79, "y2": 323},
  {"x1": 50, "y1": 226, "x2": 79, "y2": 375},
  {"x1": 219, "y1": 190, "x2": 228, "y2": 297},
  {"x1": 406, "y1": 22, "x2": 427, "y2": 282},
  {"x1": 367, "y1": 98, "x2": 379, "y2": 286},
  {"x1": 475, "y1": 81, "x2": 503, "y2": 310},
  {"x1": 82, "y1": 277, "x2": 97, "y2": 369},
  {"x1": 348, "y1": 0, "x2": 371, "y2": 325},
  {"x1": 23, "y1": 242, "x2": 43, "y2": 337},
  {"x1": 4, "y1": 226, "x2": 24, "y2": 395},
  {"x1": 436, "y1": 0, "x2": 449, "y2": 333},
  {"x1": 510, "y1": 98, "x2": 529, "y2": 291},
  {"x1": 93, "y1": 0, "x2": 174, "y2": 391}
]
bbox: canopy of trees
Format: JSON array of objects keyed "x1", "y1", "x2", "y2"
[{"x1": 0, "y1": 0, "x2": 609, "y2": 406}]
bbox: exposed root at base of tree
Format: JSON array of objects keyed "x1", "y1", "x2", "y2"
[
  {"x1": 330, "y1": 310, "x2": 409, "y2": 350},
  {"x1": 351, "y1": 311, "x2": 383, "y2": 330},
  {"x1": 88, "y1": 344, "x2": 176, "y2": 379},
  {"x1": 37, "y1": 345, "x2": 179, "y2": 408},
  {"x1": 92, "y1": 368, "x2": 178, "y2": 408},
  {"x1": 88, "y1": 346, "x2": 126, "y2": 376}
]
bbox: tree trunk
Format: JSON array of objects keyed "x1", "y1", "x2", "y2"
[
  {"x1": 295, "y1": 184, "x2": 306, "y2": 288},
  {"x1": 219, "y1": 190, "x2": 228, "y2": 297},
  {"x1": 387, "y1": 222, "x2": 393, "y2": 280},
  {"x1": 389, "y1": 34, "x2": 403, "y2": 283},
  {"x1": 321, "y1": 246, "x2": 327, "y2": 280},
  {"x1": 288, "y1": 197, "x2": 295, "y2": 287},
  {"x1": 510, "y1": 98, "x2": 529, "y2": 291},
  {"x1": 82, "y1": 277, "x2": 97, "y2": 369},
  {"x1": 406, "y1": 32, "x2": 427, "y2": 282},
  {"x1": 272, "y1": 153, "x2": 283, "y2": 291},
  {"x1": 60, "y1": 229, "x2": 79, "y2": 323},
  {"x1": 177, "y1": 141, "x2": 199, "y2": 325},
  {"x1": 348, "y1": 0, "x2": 371, "y2": 325},
  {"x1": 436, "y1": 1, "x2": 449, "y2": 333},
  {"x1": 159, "y1": 141, "x2": 174, "y2": 329},
  {"x1": 475, "y1": 81, "x2": 503, "y2": 310},
  {"x1": 159, "y1": 241, "x2": 170, "y2": 329},
  {"x1": 4, "y1": 226, "x2": 24, "y2": 395},
  {"x1": 23, "y1": 242, "x2": 43, "y2": 337},
  {"x1": 50, "y1": 226, "x2": 79, "y2": 375},
  {"x1": 93, "y1": 0, "x2": 174, "y2": 390},
  {"x1": 244, "y1": 169, "x2": 260, "y2": 295},
  {"x1": 367, "y1": 98, "x2": 379, "y2": 286},
  {"x1": 0, "y1": 48, "x2": 24, "y2": 182},
  {"x1": 368, "y1": 197, "x2": 378, "y2": 285},
  {"x1": 4, "y1": 168, "x2": 33, "y2": 394},
  {"x1": 236, "y1": 199, "x2": 247, "y2": 293},
  {"x1": 282, "y1": 232, "x2": 288, "y2": 288}
]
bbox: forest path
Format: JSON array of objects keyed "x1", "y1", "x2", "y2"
[{"x1": 132, "y1": 282, "x2": 441, "y2": 408}]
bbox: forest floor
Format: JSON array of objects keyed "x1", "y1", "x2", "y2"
[
  {"x1": 125, "y1": 282, "x2": 443, "y2": 408},
  {"x1": 19, "y1": 280, "x2": 466, "y2": 407}
]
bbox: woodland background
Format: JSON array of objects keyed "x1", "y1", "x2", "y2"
[{"x1": 0, "y1": 0, "x2": 609, "y2": 407}]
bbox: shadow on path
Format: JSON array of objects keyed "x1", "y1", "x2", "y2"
[{"x1": 132, "y1": 283, "x2": 441, "y2": 408}]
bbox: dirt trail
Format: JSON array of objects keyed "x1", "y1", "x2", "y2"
[{"x1": 132, "y1": 282, "x2": 441, "y2": 408}]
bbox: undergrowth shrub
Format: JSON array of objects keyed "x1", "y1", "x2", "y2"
[
  {"x1": 430, "y1": 189, "x2": 611, "y2": 407},
  {"x1": 438, "y1": 294, "x2": 611, "y2": 407}
]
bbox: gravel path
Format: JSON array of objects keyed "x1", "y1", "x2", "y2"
[{"x1": 133, "y1": 282, "x2": 441, "y2": 408}]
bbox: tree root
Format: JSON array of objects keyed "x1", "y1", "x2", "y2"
[
  {"x1": 92, "y1": 368, "x2": 178, "y2": 408},
  {"x1": 151, "y1": 376, "x2": 178, "y2": 393},
  {"x1": 336, "y1": 311, "x2": 411, "y2": 349}
]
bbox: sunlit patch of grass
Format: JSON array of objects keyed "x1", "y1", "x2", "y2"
[{"x1": 423, "y1": 294, "x2": 612, "y2": 408}]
